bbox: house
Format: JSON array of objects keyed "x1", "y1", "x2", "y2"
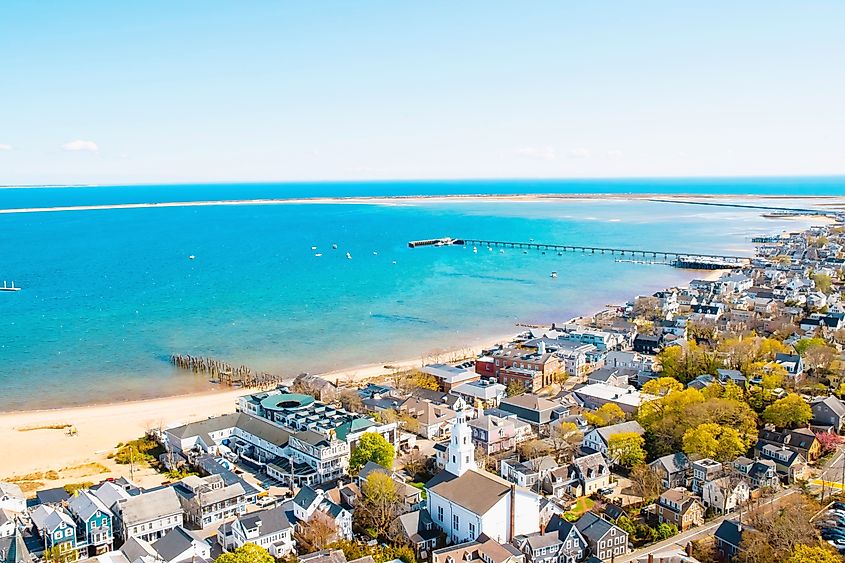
[
  {"x1": 151, "y1": 527, "x2": 211, "y2": 563},
  {"x1": 484, "y1": 342, "x2": 563, "y2": 392},
  {"x1": 172, "y1": 474, "x2": 246, "y2": 528},
  {"x1": 499, "y1": 395, "x2": 564, "y2": 431},
  {"x1": 757, "y1": 427, "x2": 821, "y2": 463},
  {"x1": 431, "y1": 535, "x2": 525, "y2": 563},
  {"x1": 292, "y1": 374, "x2": 338, "y2": 402},
  {"x1": 649, "y1": 453, "x2": 689, "y2": 490},
  {"x1": 774, "y1": 353, "x2": 804, "y2": 382},
  {"x1": 397, "y1": 509, "x2": 440, "y2": 560},
  {"x1": 0, "y1": 509, "x2": 16, "y2": 538},
  {"x1": 114, "y1": 487, "x2": 184, "y2": 542},
  {"x1": 545, "y1": 452, "x2": 611, "y2": 498},
  {"x1": 425, "y1": 416, "x2": 542, "y2": 545},
  {"x1": 291, "y1": 486, "x2": 352, "y2": 542},
  {"x1": 572, "y1": 512, "x2": 628, "y2": 561},
  {"x1": 512, "y1": 521, "x2": 588, "y2": 563},
  {"x1": 570, "y1": 384, "x2": 653, "y2": 415},
  {"x1": 0, "y1": 484, "x2": 25, "y2": 514},
  {"x1": 733, "y1": 457, "x2": 779, "y2": 490},
  {"x1": 690, "y1": 459, "x2": 722, "y2": 494},
  {"x1": 469, "y1": 415, "x2": 525, "y2": 454},
  {"x1": 36, "y1": 488, "x2": 71, "y2": 507},
  {"x1": 67, "y1": 490, "x2": 114, "y2": 556},
  {"x1": 756, "y1": 444, "x2": 810, "y2": 482},
  {"x1": 655, "y1": 488, "x2": 704, "y2": 532},
  {"x1": 500, "y1": 457, "x2": 559, "y2": 490},
  {"x1": 811, "y1": 395, "x2": 845, "y2": 432},
  {"x1": 702, "y1": 477, "x2": 750, "y2": 515},
  {"x1": 30, "y1": 505, "x2": 78, "y2": 558},
  {"x1": 587, "y1": 367, "x2": 634, "y2": 388},
  {"x1": 687, "y1": 374, "x2": 715, "y2": 391},
  {"x1": 633, "y1": 335, "x2": 661, "y2": 355},
  {"x1": 716, "y1": 369, "x2": 747, "y2": 389},
  {"x1": 581, "y1": 421, "x2": 645, "y2": 459},
  {"x1": 424, "y1": 362, "x2": 481, "y2": 391},
  {"x1": 217, "y1": 505, "x2": 295, "y2": 557},
  {"x1": 714, "y1": 520, "x2": 743, "y2": 560},
  {"x1": 400, "y1": 397, "x2": 457, "y2": 440},
  {"x1": 451, "y1": 379, "x2": 507, "y2": 408}
]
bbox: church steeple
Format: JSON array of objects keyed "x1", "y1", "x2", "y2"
[{"x1": 445, "y1": 413, "x2": 477, "y2": 476}]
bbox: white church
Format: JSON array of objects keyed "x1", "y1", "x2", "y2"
[{"x1": 425, "y1": 414, "x2": 542, "y2": 545}]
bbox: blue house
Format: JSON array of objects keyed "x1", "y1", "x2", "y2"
[
  {"x1": 68, "y1": 490, "x2": 114, "y2": 556},
  {"x1": 30, "y1": 505, "x2": 77, "y2": 557}
]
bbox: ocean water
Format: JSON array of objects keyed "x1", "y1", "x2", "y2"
[{"x1": 0, "y1": 179, "x2": 839, "y2": 410}]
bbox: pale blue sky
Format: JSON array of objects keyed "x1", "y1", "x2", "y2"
[{"x1": 1, "y1": 1, "x2": 843, "y2": 184}]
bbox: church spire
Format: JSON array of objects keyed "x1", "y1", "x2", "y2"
[{"x1": 445, "y1": 413, "x2": 477, "y2": 476}]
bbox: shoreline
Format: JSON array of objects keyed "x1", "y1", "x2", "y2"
[{"x1": 1, "y1": 192, "x2": 844, "y2": 215}]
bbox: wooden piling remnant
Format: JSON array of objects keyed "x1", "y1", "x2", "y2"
[{"x1": 169, "y1": 354, "x2": 284, "y2": 389}]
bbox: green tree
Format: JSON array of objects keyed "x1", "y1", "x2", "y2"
[
  {"x1": 641, "y1": 377, "x2": 684, "y2": 396},
  {"x1": 355, "y1": 473, "x2": 402, "y2": 540},
  {"x1": 682, "y1": 423, "x2": 747, "y2": 461},
  {"x1": 785, "y1": 543, "x2": 840, "y2": 563},
  {"x1": 813, "y1": 273, "x2": 833, "y2": 294},
  {"x1": 350, "y1": 432, "x2": 395, "y2": 473},
  {"x1": 762, "y1": 393, "x2": 812, "y2": 428},
  {"x1": 656, "y1": 523, "x2": 678, "y2": 540},
  {"x1": 43, "y1": 545, "x2": 79, "y2": 563},
  {"x1": 794, "y1": 337, "x2": 827, "y2": 355},
  {"x1": 216, "y1": 544, "x2": 275, "y2": 563},
  {"x1": 584, "y1": 403, "x2": 626, "y2": 427},
  {"x1": 607, "y1": 432, "x2": 646, "y2": 467},
  {"x1": 506, "y1": 381, "x2": 525, "y2": 397}
]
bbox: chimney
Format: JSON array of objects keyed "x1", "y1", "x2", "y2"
[
  {"x1": 509, "y1": 484, "x2": 516, "y2": 542},
  {"x1": 686, "y1": 542, "x2": 693, "y2": 556},
  {"x1": 647, "y1": 554, "x2": 654, "y2": 563}
]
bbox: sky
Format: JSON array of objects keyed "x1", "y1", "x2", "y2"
[{"x1": 0, "y1": 1, "x2": 843, "y2": 185}]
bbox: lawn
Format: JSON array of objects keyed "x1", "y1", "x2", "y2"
[{"x1": 563, "y1": 497, "x2": 595, "y2": 521}]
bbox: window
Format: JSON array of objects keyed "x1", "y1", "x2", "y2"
[
  {"x1": 469, "y1": 522, "x2": 475, "y2": 537},
  {"x1": 453, "y1": 514, "x2": 459, "y2": 529},
  {"x1": 438, "y1": 506, "x2": 444, "y2": 522}
]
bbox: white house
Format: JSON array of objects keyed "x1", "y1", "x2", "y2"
[
  {"x1": 0, "y1": 482, "x2": 25, "y2": 514},
  {"x1": 425, "y1": 415, "x2": 541, "y2": 545},
  {"x1": 114, "y1": 487, "x2": 184, "y2": 542},
  {"x1": 150, "y1": 526, "x2": 211, "y2": 563},
  {"x1": 702, "y1": 477, "x2": 751, "y2": 515},
  {"x1": 581, "y1": 421, "x2": 645, "y2": 457},
  {"x1": 218, "y1": 505, "x2": 295, "y2": 557}
]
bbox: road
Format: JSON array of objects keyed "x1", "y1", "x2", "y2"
[
  {"x1": 614, "y1": 489, "x2": 797, "y2": 563},
  {"x1": 811, "y1": 449, "x2": 845, "y2": 495}
]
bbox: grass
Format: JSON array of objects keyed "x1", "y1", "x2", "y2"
[
  {"x1": 409, "y1": 481, "x2": 428, "y2": 499},
  {"x1": 64, "y1": 482, "x2": 94, "y2": 495},
  {"x1": 17, "y1": 424, "x2": 72, "y2": 432},
  {"x1": 112, "y1": 436, "x2": 163, "y2": 466},
  {"x1": 563, "y1": 496, "x2": 595, "y2": 521},
  {"x1": 9, "y1": 470, "x2": 59, "y2": 481}
]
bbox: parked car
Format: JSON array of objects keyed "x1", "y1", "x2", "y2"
[
  {"x1": 255, "y1": 495, "x2": 277, "y2": 508},
  {"x1": 832, "y1": 502, "x2": 845, "y2": 511}
]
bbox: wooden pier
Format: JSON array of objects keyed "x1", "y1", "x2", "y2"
[
  {"x1": 410, "y1": 237, "x2": 750, "y2": 269},
  {"x1": 170, "y1": 354, "x2": 285, "y2": 388}
]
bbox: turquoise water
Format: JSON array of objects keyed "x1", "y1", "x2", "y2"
[{"x1": 0, "y1": 179, "x2": 839, "y2": 410}]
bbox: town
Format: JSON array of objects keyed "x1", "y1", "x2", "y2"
[{"x1": 6, "y1": 221, "x2": 845, "y2": 563}]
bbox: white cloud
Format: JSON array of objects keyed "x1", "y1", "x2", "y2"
[
  {"x1": 607, "y1": 149, "x2": 623, "y2": 158},
  {"x1": 514, "y1": 146, "x2": 557, "y2": 160},
  {"x1": 568, "y1": 147, "x2": 591, "y2": 158},
  {"x1": 62, "y1": 139, "x2": 99, "y2": 152},
  {"x1": 0, "y1": 144, "x2": 12, "y2": 151}
]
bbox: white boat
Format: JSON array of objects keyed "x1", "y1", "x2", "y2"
[
  {"x1": 488, "y1": 247, "x2": 493, "y2": 251},
  {"x1": 523, "y1": 250, "x2": 528, "y2": 254},
  {"x1": 391, "y1": 260, "x2": 397, "y2": 264},
  {"x1": 346, "y1": 252, "x2": 352, "y2": 259},
  {"x1": 189, "y1": 255, "x2": 195, "y2": 260},
  {"x1": 373, "y1": 251, "x2": 378, "y2": 255},
  {"x1": 499, "y1": 249, "x2": 505, "y2": 254},
  {"x1": 315, "y1": 253, "x2": 323, "y2": 257},
  {"x1": 0, "y1": 281, "x2": 21, "y2": 292},
  {"x1": 332, "y1": 244, "x2": 338, "y2": 249},
  {"x1": 311, "y1": 246, "x2": 317, "y2": 250},
  {"x1": 472, "y1": 246, "x2": 478, "y2": 253},
  {"x1": 551, "y1": 271, "x2": 558, "y2": 278}
]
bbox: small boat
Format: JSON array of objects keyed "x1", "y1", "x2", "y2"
[
  {"x1": 315, "y1": 253, "x2": 323, "y2": 257},
  {"x1": 189, "y1": 255, "x2": 195, "y2": 260},
  {"x1": 0, "y1": 281, "x2": 21, "y2": 292},
  {"x1": 488, "y1": 247, "x2": 493, "y2": 251},
  {"x1": 557, "y1": 252, "x2": 563, "y2": 256},
  {"x1": 472, "y1": 246, "x2": 478, "y2": 253},
  {"x1": 373, "y1": 251, "x2": 378, "y2": 255},
  {"x1": 550, "y1": 271, "x2": 558, "y2": 278},
  {"x1": 391, "y1": 260, "x2": 397, "y2": 264},
  {"x1": 346, "y1": 252, "x2": 352, "y2": 259},
  {"x1": 332, "y1": 244, "x2": 338, "y2": 249},
  {"x1": 311, "y1": 246, "x2": 317, "y2": 250},
  {"x1": 499, "y1": 249, "x2": 505, "y2": 254},
  {"x1": 523, "y1": 250, "x2": 528, "y2": 254}
]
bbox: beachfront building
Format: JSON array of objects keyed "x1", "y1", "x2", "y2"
[
  {"x1": 67, "y1": 490, "x2": 114, "y2": 555},
  {"x1": 423, "y1": 362, "x2": 480, "y2": 391},
  {"x1": 173, "y1": 474, "x2": 246, "y2": 529},
  {"x1": 425, "y1": 415, "x2": 541, "y2": 545},
  {"x1": 476, "y1": 342, "x2": 563, "y2": 392},
  {"x1": 114, "y1": 487, "x2": 184, "y2": 542},
  {"x1": 30, "y1": 505, "x2": 79, "y2": 559},
  {"x1": 0, "y1": 483, "x2": 25, "y2": 514}
]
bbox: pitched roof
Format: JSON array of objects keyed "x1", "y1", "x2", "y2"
[
  {"x1": 815, "y1": 396, "x2": 845, "y2": 418},
  {"x1": 501, "y1": 394, "x2": 559, "y2": 412},
  {"x1": 118, "y1": 487, "x2": 182, "y2": 525},
  {"x1": 69, "y1": 490, "x2": 113, "y2": 521},
  {"x1": 594, "y1": 421, "x2": 645, "y2": 444},
  {"x1": 574, "y1": 512, "x2": 618, "y2": 542},
  {"x1": 398, "y1": 509, "x2": 439, "y2": 544},
  {"x1": 358, "y1": 461, "x2": 390, "y2": 482},
  {"x1": 236, "y1": 505, "x2": 292, "y2": 535},
  {"x1": 426, "y1": 470, "x2": 512, "y2": 516},
  {"x1": 0, "y1": 483, "x2": 23, "y2": 500},
  {"x1": 151, "y1": 527, "x2": 206, "y2": 562},
  {"x1": 714, "y1": 519, "x2": 743, "y2": 548},
  {"x1": 293, "y1": 486, "x2": 320, "y2": 510},
  {"x1": 650, "y1": 452, "x2": 689, "y2": 474}
]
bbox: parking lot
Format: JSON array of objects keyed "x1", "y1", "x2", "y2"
[{"x1": 814, "y1": 501, "x2": 845, "y2": 554}]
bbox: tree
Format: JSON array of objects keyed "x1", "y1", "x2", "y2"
[
  {"x1": 339, "y1": 390, "x2": 366, "y2": 413},
  {"x1": 518, "y1": 439, "x2": 552, "y2": 462},
  {"x1": 641, "y1": 377, "x2": 683, "y2": 397},
  {"x1": 629, "y1": 463, "x2": 663, "y2": 502},
  {"x1": 43, "y1": 545, "x2": 79, "y2": 563},
  {"x1": 216, "y1": 544, "x2": 275, "y2": 563},
  {"x1": 816, "y1": 431, "x2": 843, "y2": 454},
  {"x1": 813, "y1": 273, "x2": 834, "y2": 294},
  {"x1": 607, "y1": 432, "x2": 646, "y2": 467},
  {"x1": 794, "y1": 337, "x2": 828, "y2": 355},
  {"x1": 506, "y1": 381, "x2": 525, "y2": 397},
  {"x1": 740, "y1": 495, "x2": 824, "y2": 563},
  {"x1": 784, "y1": 543, "x2": 840, "y2": 563},
  {"x1": 682, "y1": 423, "x2": 747, "y2": 462},
  {"x1": 550, "y1": 422, "x2": 583, "y2": 464},
  {"x1": 762, "y1": 393, "x2": 812, "y2": 428},
  {"x1": 355, "y1": 473, "x2": 402, "y2": 540},
  {"x1": 350, "y1": 432, "x2": 394, "y2": 473},
  {"x1": 584, "y1": 403, "x2": 626, "y2": 427},
  {"x1": 655, "y1": 523, "x2": 678, "y2": 541},
  {"x1": 295, "y1": 515, "x2": 337, "y2": 552},
  {"x1": 401, "y1": 449, "x2": 431, "y2": 480}
]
